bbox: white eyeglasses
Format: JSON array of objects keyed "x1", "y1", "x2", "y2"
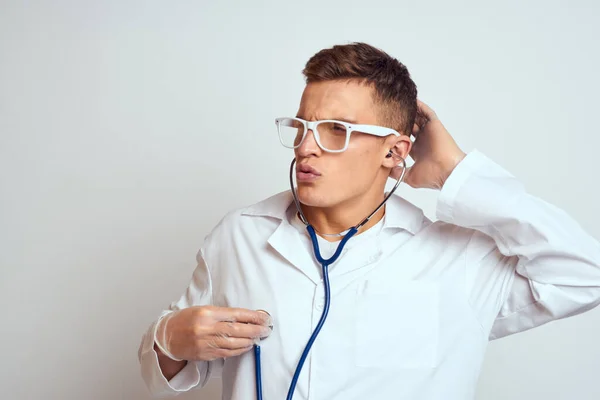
[{"x1": 275, "y1": 117, "x2": 400, "y2": 153}]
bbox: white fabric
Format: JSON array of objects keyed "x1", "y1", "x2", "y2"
[{"x1": 138, "y1": 150, "x2": 600, "y2": 399}]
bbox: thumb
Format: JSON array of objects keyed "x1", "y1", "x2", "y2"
[
  {"x1": 389, "y1": 164, "x2": 402, "y2": 180},
  {"x1": 403, "y1": 166, "x2": 418, "y2": 188}
]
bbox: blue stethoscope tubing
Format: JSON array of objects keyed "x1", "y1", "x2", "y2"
[{"x1": 254, "y1": 156, "x2": 407, "y2": 400}]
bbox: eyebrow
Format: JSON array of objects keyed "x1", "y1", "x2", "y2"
[{"x1": 295, "y1": 115, "x2": 359, "y2": 124}]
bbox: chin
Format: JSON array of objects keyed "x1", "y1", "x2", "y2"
[{"x1": 296, "y1": 184, "x2": 337, "y2": 208}]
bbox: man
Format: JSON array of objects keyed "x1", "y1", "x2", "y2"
[{"x1": 138, "y1": 42, "x2": 600, "y2": 399}]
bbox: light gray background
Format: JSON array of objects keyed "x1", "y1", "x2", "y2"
[{"x1": 1, "y1": 1, "x2": 599, "y2": 399}]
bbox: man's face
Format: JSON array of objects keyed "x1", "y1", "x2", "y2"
[{"x1": 293, "y1": 80, "x2": 402, "y2": 208}]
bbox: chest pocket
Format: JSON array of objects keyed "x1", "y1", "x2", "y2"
[{"x1": 354, "y1": 279, "x2": 440, "y2": 369}]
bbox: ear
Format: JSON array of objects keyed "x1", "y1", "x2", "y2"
[{"x1": 382, "y1": 134, "x2": 412, "y2": 168}]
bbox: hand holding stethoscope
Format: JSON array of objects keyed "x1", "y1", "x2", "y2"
[{"x1": 390, "y1": 100, "x2": 467, "y2": 190}]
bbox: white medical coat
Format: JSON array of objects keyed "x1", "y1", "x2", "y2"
[{"x1": 138, "y1": 150, "x2": 600, "y2": 399}]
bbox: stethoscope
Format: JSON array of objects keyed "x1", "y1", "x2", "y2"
[{"x1": 253, "y1": 151, "x2": 407, "y2": 400}]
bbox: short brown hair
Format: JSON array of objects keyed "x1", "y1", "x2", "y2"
[{"x1": 302, "y1": 42, "x2": 417, "y2": 135}]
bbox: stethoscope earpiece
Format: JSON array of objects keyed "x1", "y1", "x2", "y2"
[{"x1": 386, "y1": 151, "x2": 406, "y2": 168}]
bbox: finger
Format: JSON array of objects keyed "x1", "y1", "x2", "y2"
[
  {"x1": 388, "y1": 165, "x2": 401, "y2": 180},
  {"x1": 403, "y1": 166, "x2": 417, "y2": 188},
  {"x1": 216, "y1": 321, "x2": 272, "y2": 339},
  {"x1": 218, "y1": 346, "x2": 254, "y2": 359},
  {"x1": 416, "y1": 99, "x2": 438, "y2": 122},
  {"x1": 414, "y1": 108, "x2": 428, "y2": 130},
  {"x1": 412, "y1": 122, "x2": 420, "y2": 137},
  {"x1": 214, "y1": 307, "x2": 272, "y2": 327},
  {"x1": 412, "y1": 113, "x2": 427, "y2": 136},
  {"x1": 210, "y1": 335, "x2": 255, "y2": 350}
]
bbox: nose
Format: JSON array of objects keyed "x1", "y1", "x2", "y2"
[{"x1": 296, "y1": 128, "x2": 320, "y2": 157}]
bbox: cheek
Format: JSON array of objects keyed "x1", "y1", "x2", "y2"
[{"x1": 329, "y1": 149, "x2": 380, "y2": 187}]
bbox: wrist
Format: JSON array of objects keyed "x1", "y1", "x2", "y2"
[
  {"x1": 154, "y1": 314, "x2": 184, "y2": 362},
  {"x1": 440, "y1": 151, "x2": 466, "y2": 188}
]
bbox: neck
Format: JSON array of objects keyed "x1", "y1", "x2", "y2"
[{"x1": 300, "y1": 190, "x2": 386, "y2": 242}]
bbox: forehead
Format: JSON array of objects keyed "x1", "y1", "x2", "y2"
[{"x1": 297, "y1": 80, "x2": 378, "y2": 124}]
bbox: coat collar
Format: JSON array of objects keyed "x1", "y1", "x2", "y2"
[
  {"x1": 240, "y1": 190, "x2": 426, "y2": 284},
  {"x1": 240, "y1": 189, "x2": 425, "y2": 235}
]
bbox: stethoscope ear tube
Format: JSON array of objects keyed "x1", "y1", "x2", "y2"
[
  {"x1": 355, "y1": 157, "x2": 407, "y2": 230},
  {"x1": 289, "y1": 158, "x2": 310, "y2": 226}
]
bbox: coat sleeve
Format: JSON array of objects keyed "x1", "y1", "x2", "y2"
[
  {"x1": 138, "y1": 247, "x2": 223, "y2": 397},
  {"x1": 436, "y1": 150, "x2": 600, "y2": 339}
]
